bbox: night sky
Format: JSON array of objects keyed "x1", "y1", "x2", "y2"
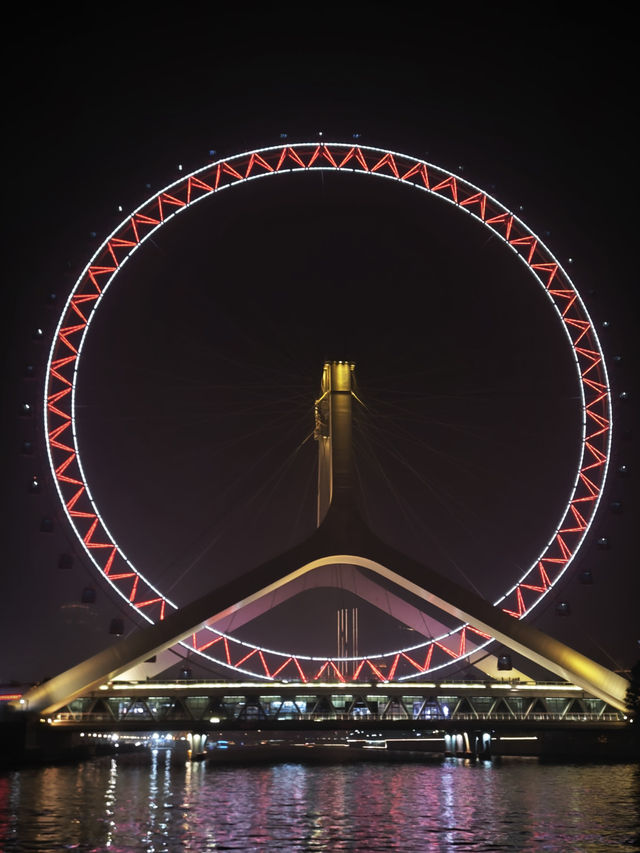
[{"x1": 1, "y1": 8, "x2": 637, "y2": 684}]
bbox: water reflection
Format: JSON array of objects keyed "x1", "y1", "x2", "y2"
[
  {"x1": 104, "y1": 758, "x2": 117, "y2": 846},
  {"x1": 0, "y1": 756, "x2": 638, "y2": 851}
]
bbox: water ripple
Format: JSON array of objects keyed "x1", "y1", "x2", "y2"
[{"x1": 0, "y1": 757, "x2": 638, "y2": 851}]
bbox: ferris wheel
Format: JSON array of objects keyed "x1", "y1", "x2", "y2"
[{"x1": 43, "y1": 141, "x2": 612, "y2": 682}]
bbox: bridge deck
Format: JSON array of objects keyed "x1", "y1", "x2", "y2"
[{"x1": 38, "y1": 679, "x2": 626, "y2": 732}]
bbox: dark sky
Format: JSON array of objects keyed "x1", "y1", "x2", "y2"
[{"x1": 2, "y1": 7, "x2": 637, "y2": 684}]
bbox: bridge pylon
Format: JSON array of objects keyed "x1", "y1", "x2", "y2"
[{"x1": 17, "y1": 362, "x2": 629, "y2": 715}]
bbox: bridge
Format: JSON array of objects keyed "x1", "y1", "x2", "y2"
[
  {"x1": 47, "y1": 678, "x2": 623, "y2": 727},
  {"x1": 24, "y1": 677, "x2": 629, "y2": 762},
  {"x1": 9, "y1": 361, "x2": 631, "y2": 762}
]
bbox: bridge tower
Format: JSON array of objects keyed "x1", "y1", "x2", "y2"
[{"x1": 314, "y1": 361, "x2": 356, "y2": 524}]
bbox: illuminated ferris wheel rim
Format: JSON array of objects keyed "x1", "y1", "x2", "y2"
[{"x1": 44, "y1": 141, "x2": 612, "y2": 682}]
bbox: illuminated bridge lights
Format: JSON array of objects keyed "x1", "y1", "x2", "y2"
[
  {"x1": 49, "y1": 680, "x2": 625, "y2": 727},
  {"x1": 44, "y1": 143, "x2": 611, "y2": 682}
]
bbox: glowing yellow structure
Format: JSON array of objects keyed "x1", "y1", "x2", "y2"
[{"x1": 18, "y1": 362, "x2": 629, "y2": 715}]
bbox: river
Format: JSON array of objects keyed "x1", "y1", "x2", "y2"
[{"x1": 1, "y1": 749, "x2": 638, "y2": 851}]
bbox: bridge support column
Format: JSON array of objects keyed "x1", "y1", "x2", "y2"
[
  {"x1": 473, "y1": 730, "x2": 492, "y2": 760},
  {"x1": 186, "y1": 732, "x2": 208, "y2": 761},
  {"x1": 445, "y1": 731, "x2": 476, "y2": 759}
]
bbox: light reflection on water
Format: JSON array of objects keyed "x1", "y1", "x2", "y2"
[{"x1": 0, "y1": 753, "x2": 639, "y2": 851}]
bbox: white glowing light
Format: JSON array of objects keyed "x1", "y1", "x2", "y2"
[{"x1": 515, "y1": 684, "x2": 582, "y2": 691}]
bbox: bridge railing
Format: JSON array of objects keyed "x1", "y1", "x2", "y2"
[
  {"x1": 52, "y1": 711, "x2": 625, "y2": 724},
  {"x1": 448, "y1": 713, "x2": 624, "y2": 722}
]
